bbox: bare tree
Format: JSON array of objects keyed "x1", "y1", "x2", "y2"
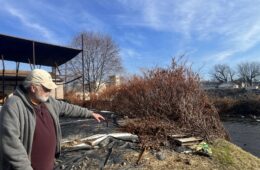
[
  {"x1": 63, "y1": 32, "x2": 123, "y2": 93},
  {"x1": 211, "y1": 64, "x2": 234, "y2": 83},
  {"x1": 237, "y1": 62, "x2": 260, "y2": 86},
  {"x1": 228, "y1": 67, "x2": 236, "y2": 82}
]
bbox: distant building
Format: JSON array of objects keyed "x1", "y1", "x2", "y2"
[
  {"x1": 252, "y1": 77, "x2": 260, "y2": 89},
  {"x1": 245, "y1": 86, "x2": 259, "y2": 90},
  {"x1": 74, "y1": 75, "x2": 122, "y2": 101},
  {"x1": 75, "y1": 92, "x2": 91, "y2": 101},
  {"x1": 218, "y1": 82, "x2": 239, "y2": 89},
  {"x1": 108, "y1": 75, "x2": 121, "y2": 86},
  {"x1": 200, "y1": 81, "x2": 219, "y2": 90}
]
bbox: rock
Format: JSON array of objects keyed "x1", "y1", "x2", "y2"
[
  {"x1": 150, "y1": 149, "x2": 157, "y2": 156},
  {"x1": 175, "y1": 146, "x2": 192, "y2": 153},
  {"x1": 82, "y1": 162, "x2": 87, "y2": 167},
  {"x1": 156, "y1": 151, "x2": 166, "y2": 160},
  {"x1": 175, "y1": 157, "x2": 182, "y2": 162},
  {"x1": 188, "y1": 159, "x2": 194, "y2": 165},
  {"x1": 98, "y1": 137, "x2": 112, "y2": 147},
  {"x1": 183, "y1": 158, "x2": 192, "y2": 165},
  {"x1": 162, "y1": 140, "x2": 171, "y2": 147},
  {"x1": 118, "y1": 142, "x2": 130, "y2": 149},
  {"x1": 61, "y1": 164, "x2": 65, "y2": 169},
  {"x1": 112, "y1": 155, "x2": 124, "y2": 164}
]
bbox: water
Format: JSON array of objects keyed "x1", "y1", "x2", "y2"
[{"x1": 222, "y1": 117, "x2": 260, "y2": 158}]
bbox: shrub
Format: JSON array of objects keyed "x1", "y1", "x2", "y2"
[
  {"x1": 209, "y1": 92, "x2": 260, "y2": 116},
  {"x1": 64, "y1": 91, "x2": 83, "y2": 106},
  {"x1": 91, "y1": 58, "x2": 229, "y2": 148}
]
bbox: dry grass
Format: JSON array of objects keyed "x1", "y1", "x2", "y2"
[
  {"x1": 211, "y1": 139, "x2": 260, "y2": 170},
  {"x1": 64, "y1": 91, "x2": 83, "y2": 106},
  {"x1": 209, "y1": 94, "x2": 260, "y2": 116},
  {"x1": 118, "y1": 139, "x2": 260, "y2": 170}
]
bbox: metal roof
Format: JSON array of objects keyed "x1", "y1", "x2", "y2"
[{"x1": 0, "y1": 34, "x2": 81, "y2": 67}]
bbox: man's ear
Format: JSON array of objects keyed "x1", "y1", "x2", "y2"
[{"x1": 30, "y1": 85, "x2": 36, "y2": 93}]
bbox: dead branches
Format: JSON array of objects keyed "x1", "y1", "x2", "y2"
[{"x1": 95, "y1": 58, "x2": 229, "y2": 149}]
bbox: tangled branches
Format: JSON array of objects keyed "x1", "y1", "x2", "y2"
[{"x1": 96, "y1": 58, "x2": 229, "y2": 148}]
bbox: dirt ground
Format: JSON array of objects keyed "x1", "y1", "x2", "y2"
[
  {"x1": 58, "y1": 116, "x2": 260, "y2": 170},
  {"x1": 56, "y1": 139, "x2": 260, "y2": 170},
  {"x1": 106, "y1": 149, "x2": 217, "y2": 170},
  {"x1": 104, "y1": 139, "x2": 260, "y2": 170}
]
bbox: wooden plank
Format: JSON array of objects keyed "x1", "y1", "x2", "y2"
[
  {"x1": 180, "y1": 141, "x2": 202, "y2": 146},
  {"x1": 176, "y1": 137, "x2": 203, "y2": 143},
  {"x1": 62, "y1": 133, "x2": 139, "y2": 147},
  {"x1": 109, "y1": 133, "x2": 138, "y2": 140},
  {"x1": 175, "y1": 137, "x2": 203, "y2": 146},
  {"x1": 88, "y1": 135, "x2": 108, "y2": 146},
  {"x1": 84, "y1": 133, "x2": 139, "y2": 146},
  {"x1": 80, "y1": 134, "x2": 106, "y2": 141},
  {"x1": 169, "y1": 134, "x2": 189, "y2": 138}
]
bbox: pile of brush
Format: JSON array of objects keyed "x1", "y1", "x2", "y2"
[{"x1": 90, "y1": 58, "x2": 229, "y2": 149}]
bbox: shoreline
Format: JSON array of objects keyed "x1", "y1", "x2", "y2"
[
  {"x1": 206, "y1": 89, "x2": 260, "y2": 117},
  {"x1": 222, "y1": 117, "x2": 260, "y2": 158}
]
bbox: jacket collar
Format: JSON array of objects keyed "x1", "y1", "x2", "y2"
[{"x1": 13, "y1": 85, "x2": 51, "y2": 110}]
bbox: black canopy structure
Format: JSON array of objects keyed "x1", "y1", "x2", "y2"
[
  {"x1": 0, "y1": 33, "x2": 84, "y2": 103},
  {"x1": 0, "y1": 33, "x2": 81, "y2": 67}
]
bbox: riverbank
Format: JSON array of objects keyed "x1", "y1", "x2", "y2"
[
  {"x1": 131, "y1": 139, "x2": 260, "y2": 170},
  {"x1": 59, "y1": 134, "x2": 260, "y2": 169},
  {"x1": 222, "y1": 117, "x2": 260, "y2": 158},
  {"x1": 206, "y1": 89, "x2": 260, "y2": 117}
]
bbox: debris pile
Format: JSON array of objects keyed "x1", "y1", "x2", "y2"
[
  {"x1": 56, "y1": 115, "x2": 215, "y2": 170},
  {"x1": 56, "y1": 132, "x2": 140, "y2": 169},
  {"x1": 56, "y1": 115, "x2": 149, "y2": 170}
]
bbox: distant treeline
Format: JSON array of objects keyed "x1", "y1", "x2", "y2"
[{"x1": 211, "y1": 62, "x2": 260, "y2": 86}]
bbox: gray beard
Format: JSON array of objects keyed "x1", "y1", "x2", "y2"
[{"x1": 35, "y1": 94, "x2": 49, "y2": 103}]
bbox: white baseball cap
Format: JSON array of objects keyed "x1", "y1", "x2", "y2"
[{"x1": 25, "y1": 69, "x2": 58, "y2": 90}]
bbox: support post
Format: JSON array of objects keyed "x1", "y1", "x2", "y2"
[
  {"x1": 28, "y1": 59, "x2": 33, "y2": 70},
  {"x1": 32, "y1": 41, "x2": 35, "y2": 69},
  {"x1": 1, "y1": 55, "x2": 5, "y2": 104},
  {"x1": 15, "y1": 62, "x2": 20, "y2": 89},
  {"x1": 53, "y1": 66, "x2": 57, "y2": 99},
  {"x1": 65, "y1": 63, "x2": 67, "y2": 94}
]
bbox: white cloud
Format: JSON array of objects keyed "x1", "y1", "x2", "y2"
[
  {"x1": 206, "y1": 19, "x2": 260, "y2": 61},
  {"x1": 119, "y1": 32, "x2": 146, "y2": 47},
  {"x1": 78, "y1": 11, "x2": 106, "y2": 32},
  {"x1": 232, "y1": 24, "x2": 260, "y2": 52},
  {"x1": 209, "y1": 50, "x2": 237, "y2": 61},
  {"x1": 115, "y1": 0, "x2": 260, "y2": 61},
  {"x1": 120, "y1": 48, "x2": 141, "y2": 59},
  {"x1": 1, "y1": 1, "x2": 106, "y2": 44},
  {"x1": 3, "y1": 3, "x2": 56, "y2": 42}
]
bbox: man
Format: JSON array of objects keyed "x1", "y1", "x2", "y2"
[{"x1": 0, "y1": 69, "x2": 105, "y2": 170}]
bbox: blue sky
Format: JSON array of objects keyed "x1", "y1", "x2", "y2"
[{"x1": 0, "y1": 0, "x2": 260, "y2": 79}]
